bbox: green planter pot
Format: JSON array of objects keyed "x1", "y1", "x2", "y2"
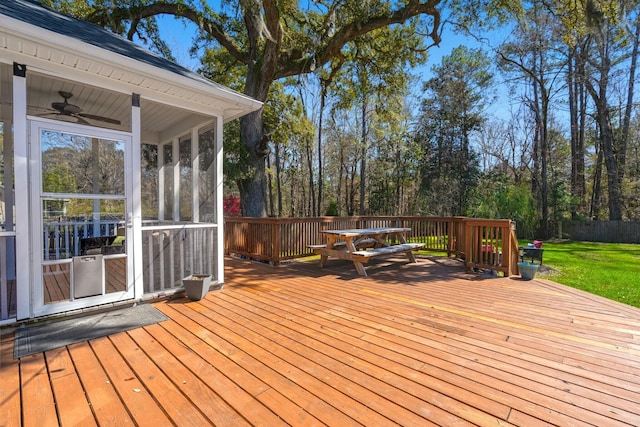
[
  {"x1": 182, "y1": 274, "x2": 212, "y2": 301},
  {"x1": 517, "y1": 262, "x2": 539, "y2": 281}
]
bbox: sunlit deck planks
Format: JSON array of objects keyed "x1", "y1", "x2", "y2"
[{"x1": 2, "y1": 255, "x2": 640, "y2": 426}]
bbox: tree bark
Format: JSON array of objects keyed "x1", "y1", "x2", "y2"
[
  {"x1": 583, "y1": 39, "x2": 623, "y2": 220},
  {"x1": 590, "y1": 145, "x2": 603, "y2": 219},
  {"x1": 317, "y1": 82, "x2": 327, "y2": 217},
  {"x1": 568, "y1": 48, "x2": 580, "y2": 218},
  {"x1": 305, "y1": 136, "x2": 316, "y2": 216},
  {"x1": 597, "y1": 104, "x2": 623, "y2": 220},
  {"x1": 266, "y1": 151, "x2": 274, "y2": 217},
  {"x1": 274, "y1": 140, "x2": 283, "y2": 217},
  {"x1": 238, "y1": 110, "x2": 268, "y2": 217},
  {"x1": 359, "y1": 100, "x2": 367, "y2": 216}
]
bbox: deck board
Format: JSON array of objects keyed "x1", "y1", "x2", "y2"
[
  {"x1": 68, "y1": 341, "x2": 135, "y2": 425},
  {"x1": 20, "y1": 352, "x2": 58, "y2": 427},
  {"x1": 88, "y1": 335, "x2": 172, "y2": 427},
  {"x1": 0, "y1": 333, "x2": 21, "y2": 427},
  {"x1": 2, "y1": 255, "x2": 640, "y2": 426},
  {"x1": 46, "y1": 346, "x2": 98, "y2": 427}
]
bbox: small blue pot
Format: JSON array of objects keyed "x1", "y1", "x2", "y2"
[{"x1": 518, "y1": 262, "x2": 539, "y2": 280}]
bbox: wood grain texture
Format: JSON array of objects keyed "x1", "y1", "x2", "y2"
[{"x1": 2, "y1": 255, "x2": 640, "y2": 426}]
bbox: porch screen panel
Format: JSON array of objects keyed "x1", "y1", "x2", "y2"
[
  {"x1": 0, "y1": 121, "x2": 17, "y2": 319},
  {"x1": 179, "y1": 135, "x2": 192, "y2": 221},
  {"x1": 163, "y1": 144, "x2": 173, "y2": 220},
  {"x1": 0, "y1": 122, "x2": 15, "y2": 228},
  {"x1": 198, "y1": 125, "x2": 216, "y2": 223},
  {"x1": 141, "y1": 143, "x2": 159, "y2": 220}
]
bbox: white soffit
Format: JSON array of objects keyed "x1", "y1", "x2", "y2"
[{"x1": 0, "y1": 15, "x2": 262, "y2": 122}]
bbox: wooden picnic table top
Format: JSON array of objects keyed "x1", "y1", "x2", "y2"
[{"x1": 321, "y1": 227, "x2": 410, "y2": 237}]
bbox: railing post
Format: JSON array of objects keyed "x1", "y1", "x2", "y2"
[
  {"x1": 509, "y1": 221, "x2": 519, "y2": 277},
  {"x1": 272, "y1": 220, "x2": 280, "y2": 266},
  {"x1": 446, "y1": 219, "x2": 452, "y2": 257},
  {"x1": 464, "y1": 218, "x2": 473, "y2": 270}
]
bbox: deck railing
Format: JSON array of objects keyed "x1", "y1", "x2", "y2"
[
  {"x1": 40, "y1": 219, "x2": 218, "y2": 296},
  {"x1": 0, "y1": 216, "x2": 519, "y2": 322},
  {"x1": 224, "y1": 216, "x2": 519, "y2": 276},
  {"x1": 142, "y1": 223, "x2": 218, "y2": 296},
  {"x1": 43, "y1": 219, "x2": 123, "y2": 260}
]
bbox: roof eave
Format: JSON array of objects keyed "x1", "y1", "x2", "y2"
[{"x1": 0, "y1": 15, "x2": 263, "y2": 122}]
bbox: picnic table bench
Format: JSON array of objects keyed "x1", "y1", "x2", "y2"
[{"x1": 311, "y1": 227, "x2": 425, "y2": 276}]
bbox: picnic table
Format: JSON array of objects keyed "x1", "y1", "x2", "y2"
[{"x1": 310, "y1": 227, "x2": 425, "y2": 276}]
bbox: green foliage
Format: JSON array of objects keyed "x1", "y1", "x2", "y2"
[
  {"x1": 199, "y1": 45, "x2": 246, "y2": 91},
  {"x1": 469, "y1": 172, "x2": 537, "y2": 238},
  {"x1": 42, "y1": 160, "x2": 76, "y2": 194},
  {"x1": 548, "y1": 0, "x2": 628, "y2": 46},
  {"x1": 445, "y1": 0, "x2": 525, "y2": 30},
  {"x1": 65, "y1": 199, "x2": 124, "y2": 217},
  {"x1": 40, "y1": 0, "x2": 95, "y2": 19},
  {"x1": 325, "y1": 200, "x2": 339, "y2": 216},
  {"x1": 416, "y1": 46, "x2": 492, "y2": 216}
]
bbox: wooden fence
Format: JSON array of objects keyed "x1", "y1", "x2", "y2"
[
  {"x1": 224, "y1": 216, "x2": 520, "y2": 276},
  {"x1": 562, "y1": 220, "x2": 640, "y2": 244}
]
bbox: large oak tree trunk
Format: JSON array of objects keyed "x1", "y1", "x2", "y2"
[{"x1": 238, "y1": 110, "x2": 268, "y2": 217}]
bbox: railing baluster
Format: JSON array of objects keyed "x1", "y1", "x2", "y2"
[
  {"x1": 158, "y1": 232, "x2": 165, "y2": 290},
  {"x1": 170, "y1": 231, "x2": 175, "y2": 288},
  {"x1": 147, "y1": 233, "x2": 154, "y2": 293}
]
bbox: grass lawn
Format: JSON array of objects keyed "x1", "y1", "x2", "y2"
[{"x1": 531, "y1": 240, "x2": 640, "y2": 308}]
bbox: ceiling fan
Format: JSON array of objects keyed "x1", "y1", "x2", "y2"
[{"x1": 42, "y1": 91, "x2": 121, "y2": 125}]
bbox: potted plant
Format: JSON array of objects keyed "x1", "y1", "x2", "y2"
[
  {"x1": 517, "y1": 262, "x2": 539, "y2": 280},
  {"x1": 182, "y1": 274, "x2": 212, "y2": 301}
]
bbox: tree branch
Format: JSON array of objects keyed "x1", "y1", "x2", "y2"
[
  {"x1": 87, "y1": 2, "x2": 248, "y2": 64},
  {"x1": 277, "y1": 0, "x2": 441, "y2": 78}
]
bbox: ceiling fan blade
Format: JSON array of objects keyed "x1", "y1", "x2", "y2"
[
  {"x1": 36, "y1": 112, "x2": 84, "y2": 124},
  {"x1": 75, "y1": 116, "x2": 91, "y2": 125},
  {"x1": 78, "y1": 113, "x2": 121, "y2": 125}
]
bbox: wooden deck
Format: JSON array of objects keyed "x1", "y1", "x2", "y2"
[{"x1": 2, "y1": 255, "x2": 640, "y2": 426}]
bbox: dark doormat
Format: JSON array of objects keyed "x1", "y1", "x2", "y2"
[{"x1": 14, "y1": 304, "x2": 168, "y2": 359}]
